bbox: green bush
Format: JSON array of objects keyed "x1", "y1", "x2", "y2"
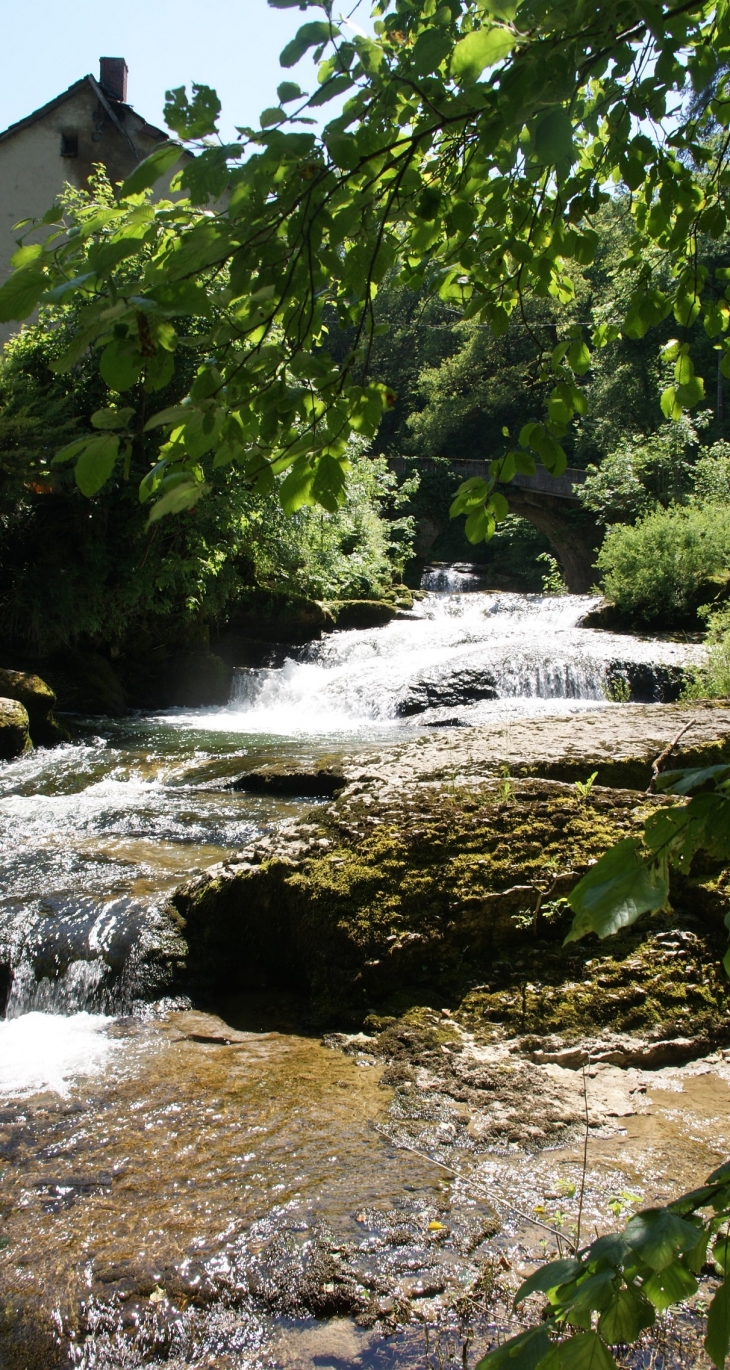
[
  {"x1": 684, "y1": 602, "x2": 730, "y2": 698},
  {"x1": 596, "y1": 502, "x2": 730, "y2": 627}
]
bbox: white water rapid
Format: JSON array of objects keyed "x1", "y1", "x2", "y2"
[{"x1": 189, "y1": 590, "x2": 699, "y2": 734}]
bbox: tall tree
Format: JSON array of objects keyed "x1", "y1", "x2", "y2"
[{"x1": 0, "y1": 0, "x2": 727, "y2": 548}]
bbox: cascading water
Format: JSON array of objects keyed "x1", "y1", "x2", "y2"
[{"x1": 219, "y1": 591, "x2": 696, "y2": 732}]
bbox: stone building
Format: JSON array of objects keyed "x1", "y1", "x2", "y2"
[{"x1": 0, "y1": 58, "x2": 177, "y2": 342}]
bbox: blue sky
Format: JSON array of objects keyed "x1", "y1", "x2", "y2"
[{"x1": 0, "y1": 0, "x2": 371, "y2": 142}]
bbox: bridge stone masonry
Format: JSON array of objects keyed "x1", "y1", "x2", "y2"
[{"x1": 388, "y1": 456, "x2": 599, "y2": 594}]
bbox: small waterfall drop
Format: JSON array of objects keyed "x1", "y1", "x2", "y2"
[{"x1": 221, "y1": 591, "x2": 692, "y2": 733}]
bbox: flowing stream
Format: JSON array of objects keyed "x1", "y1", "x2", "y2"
[{"x1": 0, "y1": 588, "x2": 705, "y2": 1369}]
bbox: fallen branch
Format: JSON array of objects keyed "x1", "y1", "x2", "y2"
[
  {"x1": 646, "y1": 719, "x2": 696, "y2": 793},
  {"x1": 372, "y1": 1124, "x2": 577, "y2": 1252}
]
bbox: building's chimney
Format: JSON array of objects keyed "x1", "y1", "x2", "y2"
[{"x1": 99, "y1": 57, "x2": 128, "y2": 103}]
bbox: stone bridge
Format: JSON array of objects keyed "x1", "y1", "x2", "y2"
[{"x1": 389, "y1": 457, "x2": 599, "y2": 594}]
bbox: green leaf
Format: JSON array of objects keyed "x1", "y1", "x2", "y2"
[
  {"x1": 643, "y1": 1259, "x2": 698, "y2": 1311},
  {"x1": 9, "y1": 243, "x2": 44, "y2": 270},
  {"x1": 0, "y1": 266, "x2": 47, "y2": 322},
  {"x1": 451, "y1": 25, "x2": 515, "y2": 84},
  {"x1": 534, "y1": 109, "x2": 574, "y2": 165},
  {"x1": 280, "y1": 20, "x2": 333, "y2": 68},
  {"x1": 326, "y1": 133, "x2": 360, "y2": 169},
  {"x1": 568, "y1": 340, "x2": 591, "y2": 375},
  {"x1": 598, "y1": 1287, "x2": 655, "y2": 1342},
  {"x1": 514, "y1": 1259, "x2": 582, "y2": 1305},
  {"x1": 261, "y1": 106, "x2": 285, "y2": 128},
  {"x1": 538, "y1": 1331, "x2": 618, "y2": 1369},
  {"x1": 309, "y1": 75, "x2": 353, "y2": 106},
  {"x1": 411, "y1": 27, "x2": 452, "y2": 75},
  {"x1": 90, "y1": 407, "x2": 135, "y2": 430},
  {"x1": 656, "y1": 765, "x2": 730, "y2": 795},
  {"x1": 164, "y1": 84, "x2": 221, "y2": 139},
  {"x1": 311, "y1": 453, "x2": 347, "y2": 511},
  {"x1": 143, "y1": 405, "x2": 192, "y2": 432},
  {"x1": 280, "y1": 459, "x2": 315, "y2": 513},
  {"x1": 100, "y1": 340, "x2": 143, "y2": 392},
  {"x1": 475, "y1": 1325, "x2": 550, "y2": 1369},
  {"x1": 706, "y1": 1278, "x2": 730, "y2": 1370},
  {"x1": 675, "y1": 374, "x2": 705, "y2": 407},
  {"x1": 52, "y1": 437, "x2": 94, "y2": 467},
  {"x1": 120, "y1": 141, "x2": 182, "y2": 197},
  {"x1": 624, "y1": 1210, "x2": 702, "y2": 1272},
  {"x1": 278, "y1": 81, "x2": 304, "y2": 103},
  {"x1": 74, "y1": 434, "x2": 120, "y2": 497},
  {"x1": 147, "y1": 478, "x2": 210, "y2": 524},
  {"x1": 565, "y1": 839, "x2": 668, "y2": 943},
  {"x1": 660, "y1": 386, "x2": 683, "y2": 420}
]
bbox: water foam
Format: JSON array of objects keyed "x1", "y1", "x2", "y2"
[
  {"x1": 157, "y1": 591, "x2": 699, "y2": 736},
  {"x1": 0, "y1": 1010, "x2": 118, "y2": 1098}
]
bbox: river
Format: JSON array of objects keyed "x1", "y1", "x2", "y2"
[{"x1": 0, "y1": 589, "x2": 706, "y2": 1369}]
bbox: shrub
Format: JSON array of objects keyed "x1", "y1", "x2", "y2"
[
  {"x1": 596, "y1": 502, "x2": 730, "y2": 627},
  {"x1": 684, "y1": 602, "x2": 730, "y2": 698}
]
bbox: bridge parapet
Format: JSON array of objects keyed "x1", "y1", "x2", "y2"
[
  {"x1": 387, "y1": 456, "x2": 586, "y2": 501},
  {"x1": 451, "y1": 460, "x2": 586, "y2": 501}
]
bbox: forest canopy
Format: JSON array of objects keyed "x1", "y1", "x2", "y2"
[{"x1": 0, "y1": 0, "x2": 728, "y2": 543}]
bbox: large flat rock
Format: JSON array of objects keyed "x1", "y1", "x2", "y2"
[{"x1": 345, "y1": 700, "x2": 730, "y2": 793}]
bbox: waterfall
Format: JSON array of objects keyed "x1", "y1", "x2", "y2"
[{"x1": 223, "y1": 592, "x2": 653, "y2": 732}]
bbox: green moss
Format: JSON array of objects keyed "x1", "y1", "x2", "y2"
[{"x1": 176, "y1": 778, "x2": 730, "y2": 1041}]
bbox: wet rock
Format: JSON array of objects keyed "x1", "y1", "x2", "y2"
[
  {"x1": 397, "y1": 668, "x2": 498, "y2": 716},
  {"x1": 226, "y1": 765, "x2": 346, "y2": 798},
  {"x1": 526, "y1": 1032, "x2": 711, "y2": 1070},
  {"x1": 0, "y1": 668, "x2": 68, "y2": 746},
  {"x1": 173, "y1": 773, "x2": 730, "y2": 1047},
  {"x1": 605, "y1": 661, "x2": 688, "y2": 704},
  {"x1": 356, "y1": 700, "x2": 730, "y2": 792},
  {"x1": 37, "y1": 651, "x2": 128, "y2": 715},
  {"x1": 577, "y1": 598, "x2": 625, "y2": 630},
  {"x1": 0, "y1": 697, "x2": 30, "y2": 760},
  {"x1": 2, "y1": 895, "x2": 188, "y2": 1014},
  {"x1": 151, "y1": 648, "x2": 231, "y2": 708}
]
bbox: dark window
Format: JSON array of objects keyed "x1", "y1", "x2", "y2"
[{"x1": 60, "y1": 130, "x2": 78, "y2": 158}]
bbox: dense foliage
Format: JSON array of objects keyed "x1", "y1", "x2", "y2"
[
  {"x1": 0, "y1": 321, "x2": 413, "y2": 657},
  {"x1": 1, "y1": 0, "x2": 729, "y2": 547}
]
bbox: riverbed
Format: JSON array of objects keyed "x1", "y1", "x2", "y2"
[{"x1": 0, "y1": 590, "x2": 719, "y2": 1368}]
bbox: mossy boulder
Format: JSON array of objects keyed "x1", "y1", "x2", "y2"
[
  {"x1": 0, "y1": 667, "x2": 68, "y2": 745},
  {"x1": 329, "y1": 599, "x2": 398, "y2": 630},
  {"x1": 0, "y1": 698, "x2": 31, "y2": 760},
  {"x1": 174, "y1": 777, "x2": 730, "y2": 1040},
  {"x1": 223, "y1": 588, "x2": 333, "y2": 645}
]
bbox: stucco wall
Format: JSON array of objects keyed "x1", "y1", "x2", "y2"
[{"x1": 0, "y1": 83, "x2": 175, "y2": 344}]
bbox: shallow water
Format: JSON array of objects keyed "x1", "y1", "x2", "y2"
[{"x1": 0, "y1": 589, "x2": 710, "y2": 1367}]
